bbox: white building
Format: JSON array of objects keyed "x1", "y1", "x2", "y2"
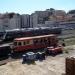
[
  {"x1": 30, "y1": 13, "x2": 39, "y2": 27},
  {"x1": 21, "y1": 14, "x2": 30, "y2": 28},
  {"x1": 9, "y1": 14, "x2": 21, "y2": 29},
  {"x1": 30, "y1": 11, "x2": 49, "y2": 27},
  {"x1": 30, "y1": 15, "x2": 33, "y2": 27},
  {"x1": 0, "y1": 14, "x2": 10, "y2": 32}
]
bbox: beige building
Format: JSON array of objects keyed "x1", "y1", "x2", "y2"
[{"x1": 49, "y1": 10, "x2": 66, "y2": 22}]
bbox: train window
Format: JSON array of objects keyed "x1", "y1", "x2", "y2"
[
  {"x1": 25, "y1": 40, "x2": 33, "y2": 45},
  {"x1": 40, "y1": 39, "x2": 43, "y2": 43},
  {"x1": 6, "y1": 32, "x2": 14, "y2": 39},
  {"x1": 44, "y1": 38, "x2": 47, "y2": 43},
  {"x1": 39, "y1": 39, "x2": 42, "y2": 43},
  {"x1": 26, "y1": 40, "x2": 30, "y2": 44},
  {"x1": 14, "y1": 42, "x2": 17, "y2": 46},
  {"x1": 18, "y1": 42, "x2": 22, "y2": 46},
  {"x1": 33, "y1": 39, "x2": 42, "y2": 44},
  {"x1": 47, "y1": 37, "x2": 50, "y2": 41},
  {"x1": 33, "y1": 39, "x2": 38, "y2": 44},
  {"x1": 23, "y1": 42, "x2": 26, "y2": 45},
  {"x1": 42, "y1": 38, "x2": 45, "y2": 43},
  {"x1": 42, "y1": 38, "x2": 45, "y2": 44},
  {"x1": 30, "y1": 40, "x2": 33, "y2": 44}
]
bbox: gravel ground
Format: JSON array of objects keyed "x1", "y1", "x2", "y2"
[
  {"x1": 1, "y1": 44, "x2": 75, "y2": 75},
  {"x1": 0, "y1": 29, "x2": 75, "y2": 75},
  {"x1": 0, "y1": 55, "x2": 65, "y2": 75},
  {"x1": 0, "y1": 45, "x2": 75, "y2": 75}
]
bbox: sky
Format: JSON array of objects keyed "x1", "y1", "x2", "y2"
[{"x1": 0, "y1": 0, "x2": 75, "y2": 14}]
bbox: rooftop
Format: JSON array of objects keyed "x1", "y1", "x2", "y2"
[{"x1": 14, "y1": 34, "x2": 55, "y2": 41}]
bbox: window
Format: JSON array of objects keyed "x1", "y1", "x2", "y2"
[
  {"x1": 6, "y1": 32, "x2": 14, "y2": 39},
  {"x1": 40, "y1": 38, "x2": 43, "y2": 43},
  {"x1": 44, "y1": 38, "x2": 47, "y2": 44},
  {"x1": 33, "y1": 39, "x2": 38, "y2": 44},
  {"x1": 39, "y1": 39, "x2": 42, "y2": 43},
  {"x1": 18, "y1": 42, "x2": 22, "y2": 46},
  {"x1": 23, "y1": 40, "x2": 33, "y2": 45},
  {"x1": 26, "y1": 40, "x2": 30, "y2": 44},
  {"x1": 14, "y1": 42, "x2": 17, "y2": 46},
  {"x1": 29, "y1": 40, "x2": 33, "y2": 44},
  {"x1": 41, "y1": 38, "x2": 45, "y2": 44},
  {"x1": 23, "y1": 42, "x2": 26, "y2": 45}
]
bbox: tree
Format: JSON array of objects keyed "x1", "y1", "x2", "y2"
[
  {"x1": 68, "y1": 10, "x2": 75, "y2": 14},
  {"x1": 50, "y1": 8, "x2": 55, "y2": 11},
  {"x1": 8, "y1": 13, "x2": 15, "y2": 18}
]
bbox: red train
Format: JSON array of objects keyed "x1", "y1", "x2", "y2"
[
  {"x1": 12, "y1": 34, "x2": 61, "y2": 53},
  {"x1": 0, "y1": 34, "x2": 62, "y2": 58}
]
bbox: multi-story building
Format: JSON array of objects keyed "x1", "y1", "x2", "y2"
[
  {"x1": 30, "y1": 13, "x2": 38, "y2": 27},
  {"x1": 21, "y1": 14, "x2": 30, "y2": 28},
  {"x1": 30, "y1": 9, "x2": 66, "y2": 27},
  {"x1": 0, "y1": 19, "x2": 4, "y2": 32},
  {"x1": 0, "y1": 13, "x2": 10, "y2": 32},
  {"x1": 30, "y1": 14, "x2": 33, "y2": 27},
  {"x1": 9, "y1": 14, "x2": 21, "y2": 29},
  {"x1": 0, "y1": 13, "x2": 21, "y2": 31},
  {"x1": 0, "y1": 9, "x2": 75, "y2": 32},
  {"x1": 36, "y1": 11, "x2": 49, "y2": 24},
  {"x1": 45, "y1": 21, "x2": 56, "y2": 27},
  {"x1": 30, "y1": 10, "x2": 50, "y2": 27},
  {"x1": 49, "y1": 10, "x2": 66, "y2": 22}
]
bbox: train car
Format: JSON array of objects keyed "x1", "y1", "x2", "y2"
[
  {"x1": 0, "y1": 27, "x2": 62, "y2": 43},
  {"x1": 0, "y1": 43, "x2": 11, "y2": 58},
  {"x1": 39, "y1": 27, "x2": 62, "y2": 35},
  {"x1": 48, "y1": 27, "x2": 61, "y2": 34},
  {"x1": 0, "y1": 28, "x2": 32, "y2": 42},
  {"x1": 12, "y1": 34, "x2": 58, "y2": 53}
]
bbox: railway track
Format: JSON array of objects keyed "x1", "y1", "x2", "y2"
[{"x1": 58, "y1": 29, "x2": 75, "y2": 39}]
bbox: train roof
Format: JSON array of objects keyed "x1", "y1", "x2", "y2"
[
  {"x1": 14, "y1": 34, "x2": 56, "y2": 41},
  {"x1": 0, "y1": 43, "x2": 12, "y2": 47},
  {"x1": 5, "y1": 27, "x2": 61, "y2": 32}
]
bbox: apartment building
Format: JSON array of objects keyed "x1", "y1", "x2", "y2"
[
  {"x1": 21, "y1": 14, "x2": 30, "y2": 28},
  {"x1": 9, "y1": 14, "x2": 21, "y2": 29}
]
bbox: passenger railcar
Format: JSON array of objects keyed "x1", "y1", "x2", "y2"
[{"x1": 12, "y1": 34, "x2": 58, "y2": 52}]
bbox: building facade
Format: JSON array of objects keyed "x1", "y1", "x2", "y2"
[
  {"x1": 9, "y1": 14, "x2": 21, "y2": 29},
  {"x1": 21, "y1": 14, "x2": 30, "y2": 28}
]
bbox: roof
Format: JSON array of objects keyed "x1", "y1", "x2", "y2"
[
  {"x1": 0, "y1": 43, "x2": 12, "y2": 47},
  {"x1": 5, "y1": 29, "x2": 20, "y2": 32},
  {"x1": 14, "y1": 34, "x2": 55, "y2": 41}
]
